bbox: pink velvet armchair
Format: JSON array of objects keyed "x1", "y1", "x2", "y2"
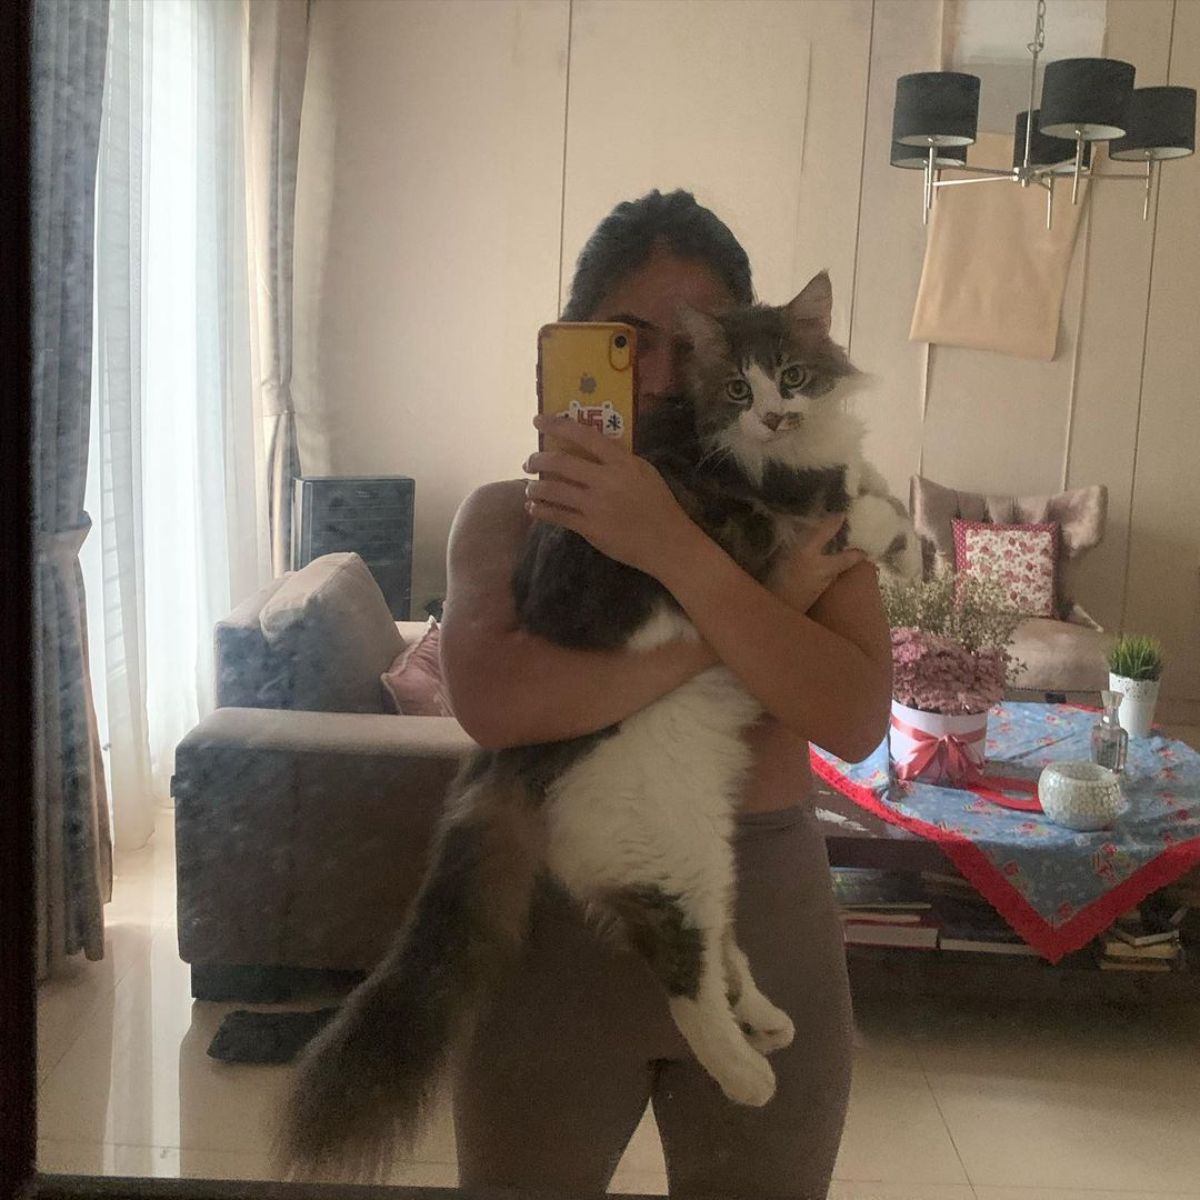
[{"x1": 909, "y1": 475, "x2": 1114, "y2": 703}]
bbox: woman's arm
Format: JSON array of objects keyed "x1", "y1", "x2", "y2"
[
  {"x1": 439, "y1": 480, "x2": 719, "y2": 750},
  {"x1": 657, "y1": 536, "x2": 893, "y2": 762},
  {"x1": 523, "y1": 414, "x2": 892, "y2": 762}
]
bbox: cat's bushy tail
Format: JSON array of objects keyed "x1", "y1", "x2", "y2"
[{"x1": 275, "y1": 764, "x2": 540, "y2": 1181}]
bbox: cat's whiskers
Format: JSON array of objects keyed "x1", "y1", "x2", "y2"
[{"x1": 695, "y1": 439, "x2": 735, "y2": 473}]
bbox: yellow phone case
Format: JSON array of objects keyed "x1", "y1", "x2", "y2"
[{"x1": 537, "y1": 322, "x2": 638, "y2": 456}]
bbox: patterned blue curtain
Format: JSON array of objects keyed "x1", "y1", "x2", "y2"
[{"x1": 31, "y1": 0, "x2": 112, "y2": 978}]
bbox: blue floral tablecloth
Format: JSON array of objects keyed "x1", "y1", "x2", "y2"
[{"x1": 811, "y1": 702, "x2": 1200, "y2": 961}]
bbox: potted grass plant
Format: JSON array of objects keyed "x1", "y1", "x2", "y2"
[
  {"x1": 880, "y1": 569, "x2": 1024, "y2": 786},
  {"x1": 1108, "y1": 633, "x2": 1165, "y2": 738}
]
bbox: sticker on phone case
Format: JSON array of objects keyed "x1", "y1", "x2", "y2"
[{"x1": 558, "y1": 399, "x2": 626, "y2": 438}]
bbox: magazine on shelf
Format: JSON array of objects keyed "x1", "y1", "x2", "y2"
[
  {"x1": 920, "y1": 870, "x2": 975, "y2": 891},
  {"x1": 842, "y1": 921, "x2": 940, "y2": 949},
  {"x1": 831, "y1": 869, "x2": 932, "y2": 911},
  {"x1": 1098, "y1": 957, "x2": 1173, "y2": 972},
  {"x1": 1110, "y1": 923, "x2": 1183, "y2": 948},
  {"x1": 940, "y1": 928, "x2": 1039, "y2": 956},
  {"x1": 1102, "y1": 937, "x2": 1180, "y2": 961},
  {"x1": 837, "y1": 910, "x2": 924, "y2": 925}
]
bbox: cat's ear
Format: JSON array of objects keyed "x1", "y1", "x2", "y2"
[
  {"x1": 786, "y1": 271, "x2": 833, "y2": 336},
  {"x1": 674, "y1": 303, "x2": 726, "y2": 363}
]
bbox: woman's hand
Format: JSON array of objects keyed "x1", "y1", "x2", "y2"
[
  {"x1": 523, "y1": 413, "x2": 701, "y2": 578},
  {"x1": 767, "y1": 514, "x2": 868, "y2": 614}
]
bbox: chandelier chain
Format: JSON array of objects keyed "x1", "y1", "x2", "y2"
[{"x1": 1027, "y1": 0, "x2": 1047, "y2": 58}]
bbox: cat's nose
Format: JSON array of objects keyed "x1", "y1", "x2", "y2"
[{"x1": 762, "y1": 412, "x2": 783, "y2": 431}]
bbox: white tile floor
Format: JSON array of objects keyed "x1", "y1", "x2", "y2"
[{"x1": 36, "y1": 807, "x2": 1200, "y2": 1199}]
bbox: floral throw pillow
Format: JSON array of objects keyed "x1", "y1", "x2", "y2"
[
  {"x1": 952, "y1": 519, "x2": 1059, "y2": 617},
  {"x1": 380, "y1": 618, "x2": 455, "y2": 717}
]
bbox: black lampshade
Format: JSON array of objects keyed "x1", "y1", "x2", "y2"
[
  {"x1": 1109, "y1": 86, "x2": 1196, "y2": 160},
  {"x1": 1013, "y1": 110, "x2": 1093, "y2": 171},
  {"x1": 1040, "y1": 57, "x2": 1136, "y2": 140},
  {"x1": 891, "y1": 139, "x2": 968, "y2": 169},
  {"x1": 893, "y1": 72, "x2": 980, "y2": 147}
]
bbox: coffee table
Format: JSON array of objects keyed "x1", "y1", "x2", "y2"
[
  {"x1": 810, "y1": 706, "x2": 1200, "y2": 1001},
  {"x1": 813, "y1": 778, "x2": 952, "y2": 871}
]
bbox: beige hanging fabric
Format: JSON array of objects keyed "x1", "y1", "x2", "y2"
[
  {"x1": 246, "y1": 0, "x2": 311, "y2": 576},
  {"x1": 909, "y1": 132, "x2": 1088, "y2": 361}
]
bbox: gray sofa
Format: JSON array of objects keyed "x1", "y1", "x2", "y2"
[{"x1": 172, "y1": 553, "x2": 474, "y2": 999}]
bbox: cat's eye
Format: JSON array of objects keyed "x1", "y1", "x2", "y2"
[
  {"x1": 781, "y1": 364, "x2": 809, "y2": 390},
  {"x1": 725, "y1": 379, "x2": 752, "y2": 405}
]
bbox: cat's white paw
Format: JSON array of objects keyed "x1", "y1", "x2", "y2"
[
  {"x1": 845, "y1": 493, "x2": 922, "y2": 579},
  {"x1": 733, "y1": 986, "x2": 795, "y2": 1054},
  {"x1": 713, "y1": 1045, "x2": 777, "y2": 1107},
  {"x1": 882, "y1": 531, "x2": 923, "y2": 581},
  {"x1": 626, "y1": 603, "x2": 699, "y2": 652},
  {"x1": 741, "y1": 1007, "x2": 795, "y2": 1055}
]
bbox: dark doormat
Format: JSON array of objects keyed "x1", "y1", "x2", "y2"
[{"x1": 207, "y1": 1007, "x2": 340, "y2": 1064}]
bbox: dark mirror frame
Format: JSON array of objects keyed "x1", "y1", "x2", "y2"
[
  {"x1": 0, "y1": 4, "x2": 651, "y2": 1198},
  {"x1": 2, "y1": 0, "x2": 37, "y2": 1191}
]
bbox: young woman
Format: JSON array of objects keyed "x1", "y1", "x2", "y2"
[{"x1": 439, "y1": 190, "x2": 892, "y2": 1200}]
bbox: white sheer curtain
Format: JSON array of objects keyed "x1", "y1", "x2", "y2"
[{"x1": 82, "y1": 0, "x2": 270, "y2": 852}]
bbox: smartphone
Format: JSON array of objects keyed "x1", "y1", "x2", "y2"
[{"x1": 536, "y1": 322, "x2": 637, "y2": 457}]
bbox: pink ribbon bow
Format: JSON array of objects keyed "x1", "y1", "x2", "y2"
[{"x1": 890, "y1": 714, "x2": 985, "y2": 785}]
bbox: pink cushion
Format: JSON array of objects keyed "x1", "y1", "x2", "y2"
[
  {"x1": 380, "y1": 619, "x2": 454, "y2": 717},
  {"x1": 953, "y1": 519, "x2": 1059, "y2": 618}
]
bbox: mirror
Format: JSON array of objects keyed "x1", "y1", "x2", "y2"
[{"x1": 26, "y1": 1, "x2": 1200, "y2": 1198}]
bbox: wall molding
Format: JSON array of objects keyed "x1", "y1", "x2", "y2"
[
  {"x1": 1117, "y1": 0, "x2": 1173, "y2": 633},
  {"x1": 1061, "y1": 202, "x2": 1093, "y2": 493},
  {"x1": 844, "y1": 0, "x2": 877, "y2": 362},
  {"x1": 554, "y1": 0, "x2": 574, "y2": 319}
]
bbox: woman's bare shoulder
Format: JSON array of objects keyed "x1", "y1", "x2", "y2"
[
  {"x1": 446, "y1": 480, "x2": 530, "y2": 609},
  {"x1": 464, "y1": 477, "x2": 527, "y2": 507},
  {"x1": 457, "y1": 478, "x2": 526, "y2": 513},
  {"x1": 450, "y1": 479, "x2": 527, "y2": 546}
]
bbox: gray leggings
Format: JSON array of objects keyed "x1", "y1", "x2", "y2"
[{"x1": 453, "y1": 804, "x2": 854, "y2": 1199}]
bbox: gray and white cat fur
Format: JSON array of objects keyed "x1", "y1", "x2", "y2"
[{"x1": 277, "y1": 272, "x2": 921, "y2": 1181}]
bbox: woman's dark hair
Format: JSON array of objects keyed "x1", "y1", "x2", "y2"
[{"x1": 561, "y1": 189, "x2": 754, "y2": 321}]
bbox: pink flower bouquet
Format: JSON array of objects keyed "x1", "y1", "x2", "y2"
[
  {"x1": 881, "y1": 569, "x2": 1024, "y2": 715},
  {"x1": 880, "y1": 570, "x2": 1024, "y2": 785},
  {"x1": 890, "y1": 628, "x2": 1009, "y2": 716}
]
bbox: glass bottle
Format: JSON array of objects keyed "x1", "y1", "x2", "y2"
[{"x1": 1091, "y1": 690, "x2": 1129, "y2": 774}]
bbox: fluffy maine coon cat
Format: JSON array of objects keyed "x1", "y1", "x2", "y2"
[{"x1": 278, "y1": 271, "x2": 921, "y2": 1180}]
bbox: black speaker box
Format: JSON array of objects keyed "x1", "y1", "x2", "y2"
[{"x1": 292, "y1": 476, "x2": 415, "y2": 619}]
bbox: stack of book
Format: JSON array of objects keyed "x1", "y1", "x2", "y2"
[
  {"x1": 920, "y1": 869, "x2": 982, "y2": 903},
  {"x1": 1098, "y1": 897, "x2": 1191, "y2": 972},
  {"x1": 833, "y1": 867, "x2": 1196, "y2": 969},
  {"x1": 833, "y1": 869, "x2": 939, "y2": 949},
  {"x1": 1163, "y1": 880, "x2": 1200, "y2": 950},
  {"x1": 934, "y1": 897, "x2": 1040, "y2": 956},
  {"x1": 917, "y1": 870, "x2": 1030, "y2": 956}
]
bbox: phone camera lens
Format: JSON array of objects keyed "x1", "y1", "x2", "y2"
[{"x1": 615, "y1": 335, "x2": 627, "y2": 349}]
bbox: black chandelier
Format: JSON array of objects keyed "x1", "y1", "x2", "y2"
[{"x1": 892, "y1": 0, "x2": 1196, "y2": 227}]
